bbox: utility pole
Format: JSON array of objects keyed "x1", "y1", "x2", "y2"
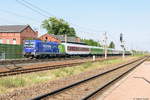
[
  {"x1": 120, "y1": 33, "x2": 125, "y2": 59},
  {"x1": 103, "y1": 32, "x2": 108, "y2": 59},
  {"x1": 64, "y1": 34, "x2": 67, "y2": 56},
  {"x1": 65, "y1": 34, "x2": 67, "y2": 43}
]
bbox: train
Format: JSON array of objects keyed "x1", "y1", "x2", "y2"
[{"x1": 23, "y1": 40, "x2": 131, "y2": 58}]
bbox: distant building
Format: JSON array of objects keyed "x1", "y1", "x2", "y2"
[
  {"x1": 39, "y1": 33, "x2": 81, "y2": 43},
  {"x1": 0, "y1": 25, "x2": 38, "y2": 44}
]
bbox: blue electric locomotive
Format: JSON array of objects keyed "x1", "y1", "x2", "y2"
[{"x1": 24, "y1": 40, "x2": 59, "y2": 58}]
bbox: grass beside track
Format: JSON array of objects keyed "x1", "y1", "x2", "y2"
[{"x1": 0, "y1": 55, "x2": 144, "y2": 94}]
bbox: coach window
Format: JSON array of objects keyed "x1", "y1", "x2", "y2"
[
  {"x1": 68, "y1": 46, "x2": 71, "y2": 51},
  {"x1": 73, "y1": 47, "x2": 76, "y2": 51}
]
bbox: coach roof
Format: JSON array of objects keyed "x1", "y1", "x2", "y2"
[{"x1": 0, "y1": 25, "x2": 29, "y2": 33}]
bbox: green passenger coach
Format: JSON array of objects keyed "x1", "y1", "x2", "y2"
[{"x1": 90, "y1": 47, "x2": 104, "y2": 54}]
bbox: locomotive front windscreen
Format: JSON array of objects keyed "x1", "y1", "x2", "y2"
[{"x1": 24, "y1": 41, "x2": 35, "y2": 48}]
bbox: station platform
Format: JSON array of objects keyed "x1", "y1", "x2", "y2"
[{"x1": 98, "y1": 61, "x2": 150, "y2": 100}]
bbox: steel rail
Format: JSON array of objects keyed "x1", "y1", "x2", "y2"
[
  {"x1": 0, "y1": 57, "x2": 116, "y2": 77},
  {"x1": 82, "y1": 57, "x2": 148, "y2": 100},
  {"x1": 0, "y1": 55, "x2": 123, "y2": 65},
  {"x1": 0, "y1": 57, "x2": 81, "y2": 65},
  {"x1": 30, "y1": 56, "x2": 148, "y2": 100}
]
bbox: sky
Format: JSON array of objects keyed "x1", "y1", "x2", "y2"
[{"x1": 0, "y1": 0, "x2": 150, "y2": 51}]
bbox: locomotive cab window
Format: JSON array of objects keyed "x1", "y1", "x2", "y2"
[{"x1": 24, "y1": 41, "x2": 35, "y2": 48}]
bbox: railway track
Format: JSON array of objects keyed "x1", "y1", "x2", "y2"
[
  {"x1": 30, "y1": 56, "x2": 148, "y2": 100},
  {"x1": 0, "y1": 56, "x2": 83, "y2": 66},
  {"x1": 0, "y1": 55, "x2": 123, "y2": 66},
  {"x1": 0, "y1": 57, "x2": 117, "y2": 77}
]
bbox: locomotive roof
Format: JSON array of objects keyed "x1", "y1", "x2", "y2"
[{"x1": 25, "y1": 40, "x2": 59, "y2": 44}]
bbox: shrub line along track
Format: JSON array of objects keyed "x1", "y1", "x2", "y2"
[
  {"x1": 30, "y1": 56, "x2": 148, "y2": 100},
  {"x1": 0, "y1": 56, "x2": 117, "y2": 77}
]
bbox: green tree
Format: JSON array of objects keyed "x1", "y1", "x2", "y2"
[
  {"x1": 42, "y1": 17, "x2": 76, "y2": 36},
  {"x1": 81, "y1": 39, "x2": 101, "y2": 46},
  {"x1": 109, "y1": 41, "x2": 115, "y2": 48}
]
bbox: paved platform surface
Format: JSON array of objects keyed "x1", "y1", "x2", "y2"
[{"x1": 97, "y1": 61, "x2": 150, "y2": 100}]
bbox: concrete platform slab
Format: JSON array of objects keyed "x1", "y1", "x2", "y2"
[{"x1": 98, "y1": 61, "x2": 150, "y2": 100}]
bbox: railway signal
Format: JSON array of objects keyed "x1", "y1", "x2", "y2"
[{"x1": 120, "y1": 33, "x2": 123, "y2": 43}]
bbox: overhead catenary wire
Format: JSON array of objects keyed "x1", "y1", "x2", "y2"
[
  {"x1": 16, "y1": 0, "x2": 49, "y2": 18},
  {"x1": 16, "y1": 0, "x2": 119, "y2": 47},
  {"x1": 21, "y1": 0, "x2": 55, "y2": 17},
  {"x1": 0, "y1": 9, "x2": 43, "y2": 32},
  {"x1": 18, "y1": 0, "x2": 106, "y2": 34},
  {"x1": 16, "y1": 0, "x2": 107, "y2": 34},
  {"x1": 0, "y1": 9, "x2": 39, "y2": 23}
]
